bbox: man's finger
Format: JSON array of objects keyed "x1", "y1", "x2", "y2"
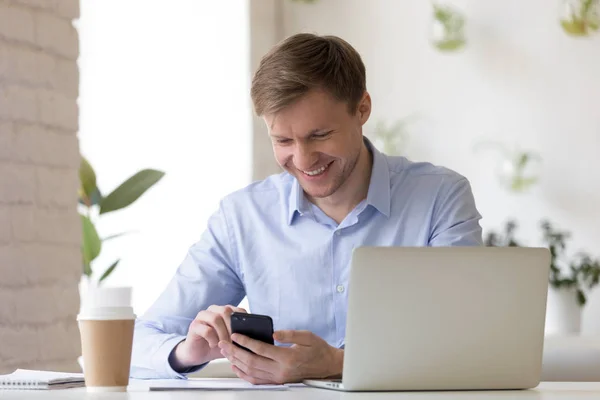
[
  {"x1": 231, "y1": 365, "x2": 274, "y2": 385},
  {"x1": 222, "y1": 306, "x2": 247, "y2": 334},
  {"x1": 231, "y1": 334, "x2": 282, "y2": 360},
  {"x1": 227, "y1": 305, "x2": 247, "y2": 314},
  {"x1": 220, "y1": 341, "x2": 276, "y2": 373},
  {"x1": 273, "y1": 330, "x2": 314, "y2": 345},
  {"x1": 189, "y1": 321, "x2": 219, "y2": 348},
  {"x1": 222, "y1": 307, "x2": 234, "y2": 334},
  {"x1": 199, "y1": 311, "x2": 230, "y2": 342},
  {"x1": 226, "y1": 353, "x2": 274, "y2": 381}
]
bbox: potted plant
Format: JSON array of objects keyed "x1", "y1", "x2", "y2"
[
  {"x1": 78, "y1": 156, "x2": 165, "y2": 287},
  {"x1": 560, "y1": 0, "x2": 600, "y2": 36},
  {"x1": 485, "y1": 220, "x2": 600, "y2": 334}
]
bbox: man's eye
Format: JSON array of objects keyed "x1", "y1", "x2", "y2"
[
  {"x1": 276, "y1": 138, "x2": 292, "y2": 144},
  {"x1": 314, "y1": 132, "x2": 331, "y2": 139}
]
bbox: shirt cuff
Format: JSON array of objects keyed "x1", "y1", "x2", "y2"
[{"x1": 152, "y1": 335, "x2": 207, "y2": 379}]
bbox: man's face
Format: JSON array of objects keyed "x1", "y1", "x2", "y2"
[{"x1": 264, "y1": 89, "x2": 371, "y2": 199}]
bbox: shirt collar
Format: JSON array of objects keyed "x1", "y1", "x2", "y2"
[
  {"x1": 287, "y1": 177, "x2": 305, "y2": 225},
  {"x1": 364, "y1": 137, "x2": 391, "y2": 218},
  {"x1": 286, "y1": 137, "x2": 391, "y2": 225}
]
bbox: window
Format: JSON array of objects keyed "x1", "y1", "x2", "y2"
[{"x1": 77, "y1": 0, "x2": 252, "y2": 314}]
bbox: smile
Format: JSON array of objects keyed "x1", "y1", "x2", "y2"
[{"x1": 302, "y1": 162, "x2": 333, "y2": 176}]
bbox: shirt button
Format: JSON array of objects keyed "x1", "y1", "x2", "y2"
[
  {"x1": 336, "y1": 285, "x2": 345, "y2": 293},
  {"x1": 335, "y1": 231, "x2": 341, "y2": 236}
]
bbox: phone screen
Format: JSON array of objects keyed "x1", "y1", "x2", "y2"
[{"x1": 230, "y1": 312, "x2": 274, "y2": 352}]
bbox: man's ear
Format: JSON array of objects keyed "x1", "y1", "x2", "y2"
[{"x1": 357, "y1": 92, "x2": 372, "y2": 125}]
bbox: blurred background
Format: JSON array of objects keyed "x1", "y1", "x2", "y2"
[{"x1": 1, "y1": 0, "x2": 599, "y2": 372}]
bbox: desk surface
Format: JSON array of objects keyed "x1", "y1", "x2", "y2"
[{"x1": 0, "y1": 382, "x2": 599, "y2": 399}]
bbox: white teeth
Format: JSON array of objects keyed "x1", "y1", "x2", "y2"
[{"x1": 303, "y1": 163, "x2": 329, "y2": 176}]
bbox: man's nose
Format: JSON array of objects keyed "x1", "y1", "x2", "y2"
[{"x1": 293, "y1": 143, "x2": 318, "y2": 171}]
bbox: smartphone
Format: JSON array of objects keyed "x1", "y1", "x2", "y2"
[{"x1": 230, "y1": 312, "x2": 274, "y2": 353}]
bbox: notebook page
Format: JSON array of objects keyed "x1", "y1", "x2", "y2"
[{"x1": 0, "y1": 369, "x2": 84, "y2": 384}]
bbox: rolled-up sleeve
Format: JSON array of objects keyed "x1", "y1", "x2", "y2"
[
  {"x1": 428, "y1": 177, "x2": 483, "y2": 247},
  {"x1": 130, "y1": 201, "x2": 245, "y2": 379}
]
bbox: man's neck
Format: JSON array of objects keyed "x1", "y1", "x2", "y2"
[{"x1": 310, "y1": 143, "x2": 373, "y2": 225}]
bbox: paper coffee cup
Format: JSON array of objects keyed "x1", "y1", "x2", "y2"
[{"x1": 78, "y1": 287, "x2": 136, "y2": 392}]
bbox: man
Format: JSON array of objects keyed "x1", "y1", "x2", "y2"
[{"x1": 131, "y1": 33, "x2": 482, "y2": 384}]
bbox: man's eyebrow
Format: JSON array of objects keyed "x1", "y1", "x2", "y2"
[
  {"x1": 270, "y1": 129, "x2": 328, "y2": 139},
  {"x1": 306, "y1": 129, "x2": 332, "y2": 136},
  {"x1": 307, "y1": 129, "x2": 328, "y2": 135},
  {"x1": 270, "y1": 134, "x2": 289, "y2": 139}
]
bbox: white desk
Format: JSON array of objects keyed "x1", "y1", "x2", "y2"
[
  {"x1": 189, "y1": 336, "x2": 600, "y2": 382},
  {"x1": 1, "y1": 382, "x2": 599, "y2": 399}
]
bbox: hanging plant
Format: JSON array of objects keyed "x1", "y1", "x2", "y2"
[
  {"x1": 473, "y1": 141, "x2": 542, "y2": 194},
  {"x1": 497, "y1": 151, "x2": 542, "y2": 192},
  {"x1": 560, "y1": 0, "x2": 600, "y2": 36},
  {"x1": 431, "y1": 2, "x2": 467, "y2": 52},
  {"x1": 368, "y1": 115, "x2": 419, "y2": 156}
]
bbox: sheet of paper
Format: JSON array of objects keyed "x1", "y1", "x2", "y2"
[{"x1": 149, "y1": 378, "x2": 288, "y2": 391}]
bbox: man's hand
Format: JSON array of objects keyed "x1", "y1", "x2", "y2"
[
  {"x1": 218, "y1": 330, "x2": 343, "y2": 384},
  {"x1": 170, "y1": 305, "x2": 247, "y2": 372}
]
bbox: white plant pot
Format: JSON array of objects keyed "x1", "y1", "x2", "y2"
[
  {"x1": 545, "y1": 286, "x2": 582, "y2": 335},
  {"x1": 77, "y1": 276, "x2": 98, "y2": 373},
  {"x1": 78, "y1": 276, "x2": 99, "y2": 312}
]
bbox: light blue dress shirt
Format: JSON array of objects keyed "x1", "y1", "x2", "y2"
[{"x1": 130, "y1": 139, "x2": 483, "y2": 379}]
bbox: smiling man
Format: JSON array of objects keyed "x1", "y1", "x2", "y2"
[{"x1": 131, "y1": 33, "x2": 483, "y2": 384}]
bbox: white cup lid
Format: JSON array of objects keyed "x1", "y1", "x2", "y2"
[
  {"x1": 82, "y1": 286, "x2": 132, "y2": 309},
  {"x1": 77, "y1": 306, "x2": 135, "y2": 320},
  {"x1": 79, "y1": 287, "x2": 135, "y2": 320}
]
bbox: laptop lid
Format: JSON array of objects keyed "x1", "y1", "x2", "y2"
[{"x1": 341, "y1": 246, "x2": 550, "y2": 391}]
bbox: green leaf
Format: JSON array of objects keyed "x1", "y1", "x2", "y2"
[
  {"x1": 434, "y1": 6, "x2": 452, "y2": 23},
  {"x1": 99, "y1": 169, "x2": 165, "y2": 215},
  {"x1": 99, "y1": 259, "x2": 120, "y2": 284},
  {"x1": 561, "y1": 19, "x2": 588, "y2": 35},
  {"x1": 516, "y1": 153, "x2": 529, "y2": 170},
  {"x1": 81, "y1": 215, "x2": 101, "y2": 265},
  {"x1": 79, "y1": 157, "x2": 98, "y2": 199},
  {"x1": 102, "y1": 231, "x2": 133, "y2": 242},
  {"x1": 78, "y1": 187, "x2": 102, "y2": 207},
  {"x1": 89, "y1": 187, "x2": 102, "y2": 205},
  {"x1": 83, "y1": 261, "x2": 92, "y2": 277},
  {"x1": 510, "y1": 176, "x2": 538, "y2": 192},
  {"x1": 433, "y1": 38, "x2": 466, "y2": 51},
  {"x1": 433, "y1": 3, "x2": 465, "y2": 32},
  {"x1": 577, "y1": 289, "x2": 586, "y2": 307}
]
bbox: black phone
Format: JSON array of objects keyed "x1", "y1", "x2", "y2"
[{"x1": 230, "y1": 312, "x2": 274, "y2": 353}]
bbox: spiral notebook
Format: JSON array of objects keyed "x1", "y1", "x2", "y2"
[{"x1": 0, "y1": 369, "x2": 85, "y2": 390}]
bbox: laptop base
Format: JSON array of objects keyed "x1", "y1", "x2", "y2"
[{"x1": 303, "y1": 379, "x2": 345, "y2": 391}]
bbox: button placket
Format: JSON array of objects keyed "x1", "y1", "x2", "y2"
[{"x1": 331, "y1": 228, "x2": 347, "y2": 342}]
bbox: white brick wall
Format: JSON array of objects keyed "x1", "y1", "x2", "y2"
[{"x1": 0, "y1": 0, "x2": 81, "y2": 373}]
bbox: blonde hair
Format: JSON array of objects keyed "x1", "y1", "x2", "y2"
[{"x1": 251, "y1": 33, "x2": 366, "y2": 116}]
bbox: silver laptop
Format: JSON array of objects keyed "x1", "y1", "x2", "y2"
[{"x1": 304, "y1": 246, "x2": 550, "y2": 391}]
